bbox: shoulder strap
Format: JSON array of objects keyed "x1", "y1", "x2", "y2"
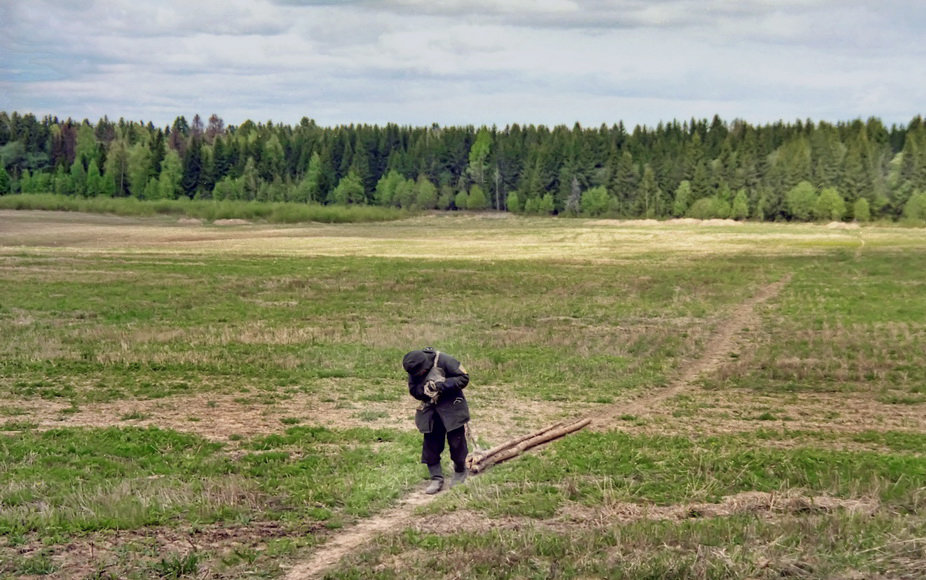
[{"x1": 432, "y1": 351, "x2": 441, "y2": 369}]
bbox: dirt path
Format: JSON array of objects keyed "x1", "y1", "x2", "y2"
[
  {"x1": 282, "y1": 491, "x2": 439, "y2": 579},
  {"x1": 592, "y1": 273, "x2": 792, "y2": 425},
  {"x1": 282, "y1": 274, "x2": 793, "y2": 579}
]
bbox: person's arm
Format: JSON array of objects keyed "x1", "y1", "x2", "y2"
[
  {"x1": 408, "y1": 376, "x2": 429, "y2": 401},
  {"x1": 438, "y1": 355, "x2": 469, "y2": 391}
]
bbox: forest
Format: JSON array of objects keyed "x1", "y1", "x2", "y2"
[{"x1": 1, "y1": 111, "x2": 926, "y2": 222}]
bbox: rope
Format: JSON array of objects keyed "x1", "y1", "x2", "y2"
[
  {"x1": 465, "y1": 421, "x2": 483, "y2": 453},
  {"x1": 423, "y1": 351, "x2": 442, "y2": 403}
]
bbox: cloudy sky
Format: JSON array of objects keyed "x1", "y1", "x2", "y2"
[{"x1": 2, "y1": 0, "x2": 924, "y2": 129}]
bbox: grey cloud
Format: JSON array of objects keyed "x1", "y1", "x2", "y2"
[
  {"x1": 3, "y1": 0, "x2": 925, "y2": 128},
  {"x1": 268, "y1": 0, "x2": 845, "y2": 31}
]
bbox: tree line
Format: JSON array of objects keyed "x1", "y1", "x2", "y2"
[{"x1": 2, "y1": 111, "x2": 926, "y2": 222}]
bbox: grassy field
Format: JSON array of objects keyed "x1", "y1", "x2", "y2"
[{"x1": 0, "y1": 210, "x2": 924, "y2": 578}]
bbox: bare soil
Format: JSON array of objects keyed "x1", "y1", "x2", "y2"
[
  {"x1": 590, "y1": 273, "x2": 793, "y2": 428},
  {"x1": 21, "y1": 268, "x2": 906, "y2": 579},
  {"x1": 2, "y1": 384, "x2": 583, "y2": 451},
  {"x1": 4, "y1": 214, "x2": 916, "y2": 578},
  {"x1": 281, "y1": 273, "x2": 798, "y2": 579}
]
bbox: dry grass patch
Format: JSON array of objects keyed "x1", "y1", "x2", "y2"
[
  {"x1": 8, "y1": 519, "x2": 315, "y2": 579},
  {"x1": 413, "y1": 490, "x2": 881, "y2": 536},
  {"x1": 3, "y1": 210, "x2": 914, "y2": 261},
  {"x1": 0, "y1": 385, "x2": 583, "y2": 449}
]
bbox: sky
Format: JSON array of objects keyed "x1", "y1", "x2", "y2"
[{"x1": 2, "y1": 0, "x2": 925, "y2": 130}]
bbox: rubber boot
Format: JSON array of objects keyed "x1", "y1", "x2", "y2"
[
  {"x1": 425, "y1": 463, "x2": 444, "y2": 494},
  {"x1": 451, "y1": 469, "x2": 468, "y2": 487},
  {"x1": 450, "y1": 460, "x2": 468, "y2": 487}
]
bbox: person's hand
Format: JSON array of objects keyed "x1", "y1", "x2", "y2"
[{"x1": 423, "y1": 380, "x2": 440, "y2": 401}]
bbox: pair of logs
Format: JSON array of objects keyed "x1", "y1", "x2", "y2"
[{"x1": 465, "y1": 417, "x2": 592, "y2": 474}]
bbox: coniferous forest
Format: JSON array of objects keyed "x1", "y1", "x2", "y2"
[{"x1": 2, "y1": 111, "x2": 926, "y2": 222}]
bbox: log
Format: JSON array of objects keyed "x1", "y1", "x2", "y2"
[
  {"x1": 470, "y1": 420, "x2": 567, "y2": 460},
  {"x1": 467, "y1": 417, "x2": 592, "y2": 473}
]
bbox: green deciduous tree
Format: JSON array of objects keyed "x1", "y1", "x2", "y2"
[
  {"x1": 687, "y1": 196, "x2": 731, "y2": 219},
  {"x1": 853, "y1": 197, "x2": 870, "y2": 222},
  {"x1": 467, "y1": 184, "x2": 488, "y2": 210},
  {"x1": 467, "y1": 127, "x2": 491, "y2": 189},
  {"x1": 239, "y1": 157, "x2": 260, "y2": 200},
  {"x1": 301, "y1": 151, "x2": 324, "y2": 203},
  {"x1": 786, "y1": 181, "x2": 817, "y2": 221},
  {"x1": 813, "y1": 187, "x2": 846, "y2": 221},
  {"x1": 53, "y1": 165, "x2": 70, "y2": 195},
  {"x1": 506, "y1": 190, "x2": 522, "y2": 213},
  {"x1": 143, "y1": 178, "x2": 160, "y2": 200},
  {"x1": 902, "y1": 191, "x2": 926, "y2": 222},
  {"x1": 86, "y1": 158, "x2": 105, "y2": 196},
  {"x1": 69, "y1": 158, "x2": 87, "y2": 196},
  {"x1": 672, "y1": 180, "x2": 692, "y2": 217},
  {"x1": 212, "y1": 176, "x2": 243, "y2": 201},
  {"x1": 17, "y1": 169, "x2": 32, "y2": 193},
  {"x1": 127, "y1": 142, "x2": 152, "y2": 198},
  {"x1": 523, "y1": 195, "x2": 540, "y2": 214},
  {"x1": 331, "y1": 170, "x2": 366, "y2": 205},
  {"x1": 454, "y1": 189, "x2": 469, "y2": 210},
  {"x1": 437, "y1": 183, "x2": 455, "y2": 209},
  {"x1": 731, "y1": 188, "x2": 749, "y2": 220},
  {"x1": 103, "y1": 139, "x2": 129, "y2": 197},
  {"x1": 289, "y1": 152, "x2": 321, "y2": 203},
  {"x1": 414, "y1": 174, "x2": 438, "y2": 209},
  {"x1": 30, "y1": 170, "x2": 52, "y2": 193},
  {"x1": 393, "y1": 178, "x2": 416, "y2": 208},
  {"x1": 374, "y1": 169, "x2": 404, "y2": 206},
  {"x1": 785, "y1": 181, "x2": 817, "y2": 221},
  {"x1": 580, "y1": 185, "x2": 610, "y2": 216},
  {"x1": 539, "y1": 193, "x2": 555, "y2": 214},
  {"x1": 158, "y1": 150, "x2": 183, "y2": 200},
  {"x1": 260, "y1": 134, "x2": 285, "y2": 181},
  {"x1": 75, "y1": 123, "x2": 98, "y2": 168},
  {"x1": 638, "y1": 163, "x2": 663, "y2": 217}
]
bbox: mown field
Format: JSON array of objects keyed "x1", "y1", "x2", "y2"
[{"x1": 1, "y1": 210, "x2": 924, "y2": 579}]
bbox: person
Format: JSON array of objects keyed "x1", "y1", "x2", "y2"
[{"x1": 403, "y1": 346, "x2": 470, "y2": 494}]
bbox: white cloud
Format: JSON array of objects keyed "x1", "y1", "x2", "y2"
[{"x1": 2, "y1": 0, "x2": 924, "y2": 128}]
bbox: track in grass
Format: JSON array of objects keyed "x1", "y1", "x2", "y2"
[
  {"x1": 282, "y1": 273, "x2": 793, "y2": 579},
  {"x1": 592, "y1": 272, "x2": 793, "y2": 426}
]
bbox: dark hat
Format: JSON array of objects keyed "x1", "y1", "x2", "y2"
[{"x1": 402, "y1": 349, "x2": 430, "y2": 375}]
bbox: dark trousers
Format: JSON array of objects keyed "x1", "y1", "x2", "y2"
[{"x1": 421, "y1": 416, "x2": 468, "y2": 473}]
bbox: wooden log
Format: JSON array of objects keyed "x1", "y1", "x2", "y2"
[
  {"x1": 467, "y1": 420, "x2": 567, "y2": 464},
  {"x1": 467, "y1": 417, "x2": 591, "y2": 473}
]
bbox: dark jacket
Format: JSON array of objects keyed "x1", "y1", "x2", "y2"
[{"x1": 406, "y1": 348, "x2": 470, "y2": 433}]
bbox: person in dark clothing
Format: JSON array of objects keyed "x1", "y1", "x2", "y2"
[{"x1": 403, "y1": 347, "x2": 470, "y2": 494}]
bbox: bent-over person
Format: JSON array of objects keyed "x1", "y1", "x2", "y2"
[{"x1": 403, "y1": 347, "x2": 470, "y2": 494}]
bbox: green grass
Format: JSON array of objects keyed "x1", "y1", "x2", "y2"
[
  {"x1": 440, "y1": 430, "x2": 926, "y2": 519},
  {"x1": 710, "y1": 249, "x2": 926, "y2": 395},
  {"x1": 2, "y1": 213, "x2": 925, "y2": 578},
  {"x1": 0, "y1": 425, "x2": 420, "y2": 538},
  {"x1": 0, "y1": 250, "x2": 782, "y2": 409},
  {"x1": 329, "y1": 512, "x2": 926, "y2": 579}
]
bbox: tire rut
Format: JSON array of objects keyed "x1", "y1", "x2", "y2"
[
  {"x1": 283, "y1": 492, "x2": 437, "y2": 579},
  {"x1": 283, "y1": 273, "x2": 793, "y2": 579},
  {"x1": 592, "y1": 273, "x2": 792, "y2": 425}
]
